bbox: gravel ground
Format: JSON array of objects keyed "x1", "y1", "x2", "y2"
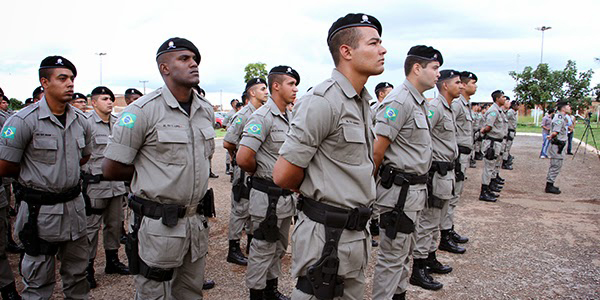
[{"x1": 6, "y1": 134, "x2": 600, "y2": 299}]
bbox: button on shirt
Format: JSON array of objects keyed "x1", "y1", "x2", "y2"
[
  {"x1": 375, "y1": 79, "x2": 432, "y2": 175},
  {"x1": 0, "y1": 98, "x2": 92, "y2": 241},
  {"x1": 483, "y1": 103, "x2": 505, "y2": 139},
  {"x1": 81, "y1": 110, "x2": 127, "y2": 199},
  {"x1": 428, "y1": 95, "x2": 458, "y2": 162},
  {"x1": 451, "y1": 95, "x2": 473, "y2": 149}
]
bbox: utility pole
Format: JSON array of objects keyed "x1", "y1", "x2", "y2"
[
  {"x1": 95, "y1": 53, "x2": 107, "y2": 85},
  {"x1": 139, "y1": 80, "x2": 149, "y2": 94},
  {"x1": 535, "y1": 26, "x2": 552, "y2": 64}
]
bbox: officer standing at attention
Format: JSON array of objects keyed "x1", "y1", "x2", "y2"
[
  {"x1": 224, "y1": 99, "x2": 240, "y2": 175},
  {"x1": 371, "y1": 82, "x2": 394, "y2": 112},
  {"x1": 471, "y1": 103, "x2": 484, "y2": 162},
  {"x1": 102, "y1": 37, "x2": 216, "y2": 299},
  {"x1": 124, "y1": 88, "x2": 143, "y2": 106},
  {"x1": 81, "y1": 86, "x2": 130, "y2": 289},
  {"x1": 32, "y1": 86, "x2": 44, "y2": 103},
  {"x1": 442, "y1": 71, "x2": 477, "y2": 250},
  {"x1": 71, "y1": 93, "x2": 89, "y2": 111},
  {"x1": 237, "y1": 65, "x2": 300, "y2": 300},
  {"x1": 492, "y1": 95, "x2": 509, "y2": 191},
  {"x1": 502, "y1": 98, "x2": 518, "y2": 170},
  {"x1": 545, "y1": 101, "x2": 570, "y2": 194},
  {"x1": 273, "y1": 13, "x2": 385, "y2": 300},
  {"x1": 223, "y1": 78, "x2": 268, "y2": 266},
  {"x1": 479, "y1": 90, "x2": 507, "y2": 202},
  {"x1": 0, "y1": 56, "x2": 92, "y2": 299}
]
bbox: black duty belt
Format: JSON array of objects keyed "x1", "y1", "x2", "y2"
[
  {"x1": 508, "y1": 128, "x2": 516, "y2": 133},
  {"x1": 458, "y1": 145, "x2": 472, "y2": 155},
  {"x1": 298, "y1": 196, "x2": 371, "y2": 231},
  {"x1": 430, "y1": 161, "x2": 455, "y2": 174},
  {"x1": 22, "y1": 184, "x2": 82, "y2": 206},
  {"x1": 81, "y1": 173, "x2": 104, "y2": 183},
  {"x1": 483, "y1": 135, "x2": 504, "y2": 143},
  {"x1": 129, "y1": 190, "x2": 214, "y2": 227},
  {"x1": 248, "y1": 177, "x2": 292, "y2": 197},
  {"x1": 378, "y1": 165, "x2": 428, "y2": 188}
]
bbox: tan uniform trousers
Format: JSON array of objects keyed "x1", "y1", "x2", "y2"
[
  {"x1": 20, "y1": 236, "x2": 90, "y2": 300},
  {"x1": 441, "y1": 152, "x2": 469, "y2": 230},
  {"x1": 482, "y1": 140, "x2": 502, "y2": 185},
  {"x1": 503, "y1": 131, "x2": 515, "y2": 160},
  {"x1": 546, "y1": 144, "x2": 564, "y2": 183},
  {"x1": 86, "y1": 195, "x2": 125, "y2": 259},
  {"x1": 493, "y1": 140, "x2": 506, "y2": 177},
  {"x1": 246, "y1": 216, "x2": 291, "y2": 289},
  {"x1": 228, "y1": 165, "x2": 252, "y2": 240},
  {"x1": 0, "y1": 207, "x2": 16, "y2": 288}
]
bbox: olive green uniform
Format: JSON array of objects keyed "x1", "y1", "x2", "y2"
[{"x1": 105, "y1": 86, "x2": 215, "y2": 299}]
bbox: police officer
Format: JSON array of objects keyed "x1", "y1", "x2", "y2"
[
  {"x1": 32, "y1": 86, "x2": 44, "y2": 103},
  {"x1": 479, "y1": 90, "x2": 507, "y2": 202},
  {"x1": 71, "y1": 92, "x2": 88, "y2": 111},
  {"x1": 472, "y1": 103, "x2": 484, "y2": 162},
  {"x1": 545, "y1": 101, "x2": 570, "y2": 194},
  {"x1": 493, "y1": 95, "x2": 509, "y2": 190},
  {"x1": 274, "y1": 13, "x2": 385, "y2": 300},
  {"x1": 223, "y1": 78, "x2": 268, "y2": 266},
  {"x1": 124, "y1": 88, "x2": 143, "y2": 106},
  {"x1": 237, "y1": 65, "x2": 300, "y2": 300},
  {"x1": 224, "y1": 99, "x2": 240, "y2": 175},
  {"x1": 371, "y1": 82, "x2": 393, "y2": 111},
  {"x1": 82, "y1": 86, "x2": 130, "y2": 289},
  {"x1": 502, "y1": 98, "x2": 518, "y2": 170},
  {"x1": 0, "y1": 56, "x2": 92, "y2": 299},
  {"x1": 103, "y1": 37, "x2": 215, "y2": 299}
]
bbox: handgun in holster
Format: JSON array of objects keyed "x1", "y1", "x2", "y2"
[
  {"x1": 254, "y1": 192, "x2": 280, "y2": 243},
  {"x1": 126, "y1": 198, "x2": 143, "y2": 275}
]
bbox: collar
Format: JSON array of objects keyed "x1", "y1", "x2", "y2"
[
  {"x1": 91, "y1": 110, "x2": 114, "y2": 124},
  {"x1": 459, "y1": 94, "x2": 469, "y2": 106},
  {"x1": 403, "y1": 79, "x2": 426, "y2": 105},
  {"x1": 38, "y1": 97, "x2": 76, "y2": 127},
  {"x1": 161, "y1": 85, "x2": 201, "y2": 114},
  {"x1": 331, "y1": 69, "x2": 372, "y2": 102},
  {"x1": 437, "y1": 94, "x2": 452, "y2": 110},
  {"x1": 266, "y1": 97, "x2": 281, "y2": 116}
]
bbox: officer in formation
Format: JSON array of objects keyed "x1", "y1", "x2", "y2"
[
  {"x1": 223, "y1": 78, "x2": 268, "y2": 266},
  {"x1": 273, "y1": 13, "x2": 385, "y2": 300},
  {"x1": 32, "y1": 86, "x2": 44, "y2": 103},
  {"x1": 102, "y1": 37, "x2": 216, "y2": 299},
  {"x1": 71, "y1": 92, "x2": 88, "y2": 111},
  {"x1": 124, "y1": 88, "x2": 143, "y2": 106},
  {"x1": 81, "y1": 87, "x2": 130, "y2": 289},
  {"x1": 237, "y1": 66, "x2": 300, "y2": 300},
  {"x1": 479, "y1": 90, "x2": 507, "y2": 202},
  {"x1": 371, "y1": 82, "x2": 394, "y2": 112},
  {"x1": 224, "y1": 99, "x2": 240, "y2": 175},
  {"x1": 545, "y1": 101, "x2": 570, "y2": 194},
  {"x1": 0, "y1": 56, "x2": 92, "y2": 299},
  {"x1": 502, "y1": 98, "x2": 518, "y2": 170},
  {"x1": 470, "y1": 103, "x2": 483, "y2": 165}
]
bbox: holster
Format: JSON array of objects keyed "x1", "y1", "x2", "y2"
[
  {"x1": 80, "y1": 172, "x2": 104, "y2": 216},
  {"x1": 426, "y1": 171, "x2": 445, "y2": 209},
  {"x1": 126, "y1": 204, "x2": 142, "y2": 275},
  {"x1": 18, "y1": 202, "x2": 58, "y2": 257},
  {"x1": 254, "y1": 193, "x2": 280, "y2": 243},
  {"x1": 552, "y1": 138, "x2": 566, "y2": 154},
  {"x1": 232, "y1": 170, "x2": 250, "y2": 202},
  {"x1": 485, "y1": 143, "x2": 497, "y2": 160},
  {"x1": 379, "y1": 172, "x2": 414, "y2": 240},
  {"x1": 454, "y1": 158, "x2": 465, "y2": 182},
  {"x1": 202, "y1": 188, "x2": 216, "y2": 218}
]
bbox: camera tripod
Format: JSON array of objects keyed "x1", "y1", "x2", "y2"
[{"x1": 572, "y1": 115, "x2": 600, "y2": 162}]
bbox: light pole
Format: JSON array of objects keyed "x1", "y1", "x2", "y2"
[
  {"x1": 535, "y1": 26, "x2": 552, "y2": 64},
  {"x1": 95, "y1": 52, "x2": 107, "y2": 85},
  {"x1": 139, "y1": 80, "x2": 149, "y2": 94}
]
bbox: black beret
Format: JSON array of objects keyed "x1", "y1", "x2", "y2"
[
  {"x1": 1, "y1": 95, "x2": 7, "y2": 101},
  {"x1": 556, "y1": 101, "x2": 569, "y2": 110},
  {"x1": 0, "y1": 87, "x2": 3, "y2": 96},
  {"x1": 125, "y1": 88, "x2": 143, "y2": 97},
  {"x1": 491, "y1": 90, "x2": 504, "y2": 96},
  {"x1": 407, "y1": 45, "x2": 443, "y2": 66},
  {"x1": 25, "y1": 98, "x2": 34, "y2": 104},
  {"x1": 39, "y1": 56, "x2": 77, "y2": 77},
  {"x1": 439, "y1": 69, "x2": 461, "y2": 82},
  {"x1": 269, "y1": 65, "x2": 300, "y2": 85},
  {"x1": 236, "y1": 102, "x2": 244, "y2": 108},
  {"x1": 91, "y1": 86, "x2": 115, "y2": 101},
  {"x1": 245, "y1": 78, "x2": 267, "y2": 92},
  {"x1": 241, "y1": 91, "x2": 247, "y2": 101},
  {"x1": 328, "y1": 13, "x2": 382, "y2": 44},
  {"x1": 72, "y1": 93, "x2": 87, "y2": 100},
  {"x1": 505, "y1": 96, "x2": 510, "y2": 101},
  {"x1": 156, "y1": 37, "x2": 201, "y2": 64},
  {"x1": 374, "y1": 82, "x2": 393, "y2": 95},
  {"x1": 460, "y1": 71, "x2": 478, "y2": 82},
  {"x1": 32, "y1": 86, "x2": 44, "y2": 98}
]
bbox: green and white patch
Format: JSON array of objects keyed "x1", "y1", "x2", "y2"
[
  {"x1": 247, "y1": 123, "x2": 262, "y2": 135},
  {"x1": 118, "y1": 112, "x2": 137, "y2": 129},
  {"x1": 235, "y1": 116, "x2": 243, "y2": 124},
  {"x1": 384, "y1": 106, "x2": 398, "y2": 121},
  {"x1": 490, "y1": 111, "x2": 497, "y2": 117},
  {"x1": 428, "y1": 110, "x2": 434, "y2": 119},
  {"x1": 1, "y1": 126, "x2": 16, "y2": 139}
]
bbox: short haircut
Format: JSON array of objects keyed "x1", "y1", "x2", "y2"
[
  {"x1": 404, "y1": 56, "x2": 434, "y2": 76},
  {"x1": 461, "y1": 77, "x2": 475, "y2": 85},
  {"x1": 328, "y1": 27, "x2": 362, "y2": 66},
  {"x1": 124, "y1": 94, "x2": 133, "y2": 101},
  {"x1": 267, "y1": 73, "x2": 287, "y2": 93},
  {"x1": 491, "y1": 91, "x2": 504, "y2": 102},
  {"x1": 39, "y1": 68, "x2": 54, "y2": 81},
  {"x1": 230, "y1": 99, "x2": 238, "y2": 105}
]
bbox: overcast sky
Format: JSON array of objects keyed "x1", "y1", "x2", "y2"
[{"x1": 1, "y1": 0, "x2": 599, "y2": 107}]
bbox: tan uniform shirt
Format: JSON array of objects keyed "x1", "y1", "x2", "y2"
[
  {"x1": 0, "y1": 98, "x2": 92, "y2": 242},
  {"x1": 507, "y1": 108, "x2": 517, "y2": 130},
  {"x1": 484, "y1": 103, "x2": 505, "y2": 139},
  {"x1": 224, "y1": 104, "x2": 257, "y2": 148},
  {"x1": 375, "y1": 79, "x2": 432, "y2": 175},
  {"x1": 451, "y1": 95, "x2": 473, "y2": 149},
  {"x1": 82, "y1": 111, "x2": 127, "y2": 199},
  {"x1": 428, "y1": 95, "x2": 458, "y2": 162},
  {"x1": 552, "y1": 113, "x2": 568, "y2": 141}
]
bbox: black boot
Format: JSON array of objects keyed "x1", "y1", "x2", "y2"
[
  {"x1": 492, "y1": 177, "x2": 504, "y2": 186},
  {"x1": 105, "y1": 250, "x2": 130, "y2": 275},
  {"x1": 370, "y1": 218, "x2": 380, "y2": 236},
  {"x1": 392, "y1": 292, "x2": 406, "y2": 300},
  {"x1": 227, "y1": 239, "x2": 248, "y2": 266},
  {"x1": 202, "y1": 279, "x2": 216, "y2": 290},
  {"x1": 489, "y1": 181, "x2": 502, "y2": 193},
  {"x1": 409, "y1": 259, "x2": 443, "y2": 290},
  {"x1": 0, "y1": 282, "x2": 21, "y2": 300},
  {"x1": 475, "y1": 151, "x2": 483, "y2": 160},
  {"x1": 495, "y1": 174, "x2": 505, "y2": 183},
  {"x1": 86, "y1": 260, "x2": 97, "y2": 289},
  {"x1": 438, "y1": 230, "x2": 466, "y2": 254},
  {"x1": 120, "y1": 223, "x2": 127, "y2": 245},
  {"x1": 479, "y1": 185, "x2": 497, "y2": 202},
  {"x1": 501, "y1": 160, "x2": 513, "y2": 170},
  {"x1": 450, "y1": 226, "x2": 469, "y2": 243},
  {"x1": 545, "y1": 182, "x2": 561, "y2": 194},
  {"x1": 371, "y1": 239, "x2": 379, "y2": 247},
  {"x1": 247, "y1": 234, "x2": 253, "y2": 255},
  {"x1": 209, "y1": 169, "x2": 219, "y2": 178},
  {"x1": 226, "y1": 163, "x2": 233, "y2": 175},
  {"x1": 249, "y1": 288, "x2": 264, "y2": 300},
  {"x1": 426, "y1": 251, "x2": 452, "y2": 274},
  {"x1": 469, "y1": 158, "x2": 476, "y2": 168},
  {"x1": 264, "y1": 278, "x2": 289, "y2": 300}
]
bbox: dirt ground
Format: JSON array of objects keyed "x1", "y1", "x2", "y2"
[{"x1": 6, "y1": 134, "x2": 600, "y2": 299}]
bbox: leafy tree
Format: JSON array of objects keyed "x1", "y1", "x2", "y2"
[
  {"x1": 8, "y1": 98, "x2": 23, "y2": 111},
  {"x1": 243, "y1": 62, "x2": 267, "y2": 83},
  {"x1": 592, "y1": 83, "x2": 600, "y2": 102},
  {"x1": 509, "y1": 63, "x2": 562, "y2": 112},
  {"x1": 556, "y1": 60, "x2": 594, "y2": 113}
]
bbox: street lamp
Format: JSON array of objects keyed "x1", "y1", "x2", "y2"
[
  {"x1": 535, "y1": 26, "x2": 552, "y2": 64},
  {"x1": 95, "y1": 52, "x2": 107, "y2": 85},
  {"x1": 139, "y1": 80, "x2": 149, "y2": 94}
]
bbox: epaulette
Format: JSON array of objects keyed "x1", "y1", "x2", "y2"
[
  {"x1": 389, "y1": 86, "x2": 409, "y2": 106},
  {"x1": 13, "y1": 102, "x2": 39, "y2": 119},
  {"x1": 254, "y1": 104, "x2": 269, "y2": 117},
  {"x1": 312, "y1": 78, "x2": 335, "y2": 97},
  {"x1": 133, "y1": 88, "x2": 162, "y2": 108}
]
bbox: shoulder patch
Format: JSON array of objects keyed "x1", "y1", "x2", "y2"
[
  {"x1": 490, "y1": 111, "x2": 497, "y2": 117},
  {"x1": 384, "y1": 106, "x2": 398, "y2": 121},
  {"x1": 428, "y1": 109, "x2": 434, "y2": 119},
  {"x1": 1, "y1": 126, "x2": 16, "y2": 139},
  {"x1": 118, "y1": 112, "x2": 137, "y2": 129},
  {"x1": 246, "y1": 123, "x2": 262, "y2": 135},
  {"x1": 312, "y1": 78, "x2": 335, "y2": 97}
]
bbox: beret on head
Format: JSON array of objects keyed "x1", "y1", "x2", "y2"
[
  {"x1": 439, "y1": 69, "x2": 460, "y2": 82},
  {"x1": 25, "y1": 98, "x2": 34, "y2": 104},
  {"x1": 72, "y1": 93, "x2": 87, "y2": 100},
  {"x1": 556, "y1": 101, "x2": 569, "y2": 110},
  {"x1": 328, "y1": 13, "x2": 382, "y2": 44},
  {"x1": 1, "y1": 95, "x2": 7, "y2": 101},
  {"x1": 91, "y1": 86, "x2": 115, "y2": 101},
  {"x1": 32, "y1": 86, "x2": 44, "y2": 98},
  {"x1": 269, "y1": 65, "x2": 300, "y2": 85},
  {"x1": 460, "y1": 71, "x2": 478, "y2": 82},
  {"x1": 39, "y1": 56, "x2": 77, "y2": 77},
  {"x1": 245, "y1": 78, "x2": 267, "y2": 92},
  {"x1": 0, "y1": 87, "x2": 3, "y2": 97},
  {"x1": 407, "y1": 45, "x2": 443, "y2": 66},
  {"x1": 374, "y1": 82, "x2": 393, "y2": 94},
  {"x1": 125, "y1": 88, "x2": 143, "y2": 97},
  {"x1": 156, "y1": 37, "x2": 201, "y2": 64}
]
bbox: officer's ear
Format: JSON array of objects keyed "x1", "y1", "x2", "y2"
[{"x1": 339, "y1": 44, "x2": 353, "y2": 62}]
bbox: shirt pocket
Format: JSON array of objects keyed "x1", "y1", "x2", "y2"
[
  {"x1": 200, "y1": 126, "x2": 216, "y2": 159},
  {"x1": 37, "y1": 203, "x2": 64, "y2": 239},
  {"x1": 31, "y1": 136, "x2": 58, "y2": 164},
  {"x1": 138, "y1": 217, "x2": 187, "y2": 268},
  {"x1": 411, "y1": 112, "x2": 430, "y2": 145},
  {"x1": 269, "y1": 131, "x2": 286, "y2": 153},
  {"x1": 156, "y1": 128, "x2": 189, "y2": 165},
  {"x1": 332, "y1": 124, "x2": 366, "y2": 166}
]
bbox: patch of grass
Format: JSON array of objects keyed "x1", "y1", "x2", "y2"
[{"x1": 216, "y1": 128, "x2": 227, "y2": 138}]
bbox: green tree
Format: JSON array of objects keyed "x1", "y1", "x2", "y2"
[
  {"x1": 593, "y1": 83, "x2": 600, "y2": 101},
  {"x1": 243, "y1": 62, "x2": 267, "y2": 83},
  {"x1": 556, "y1": 60, "x2": 594, "y2": 113},
  {"x1": 8, "y1": 98, "x2": 24, "y2": 111},
  {"x1": 509, "y1": 63, "x2": 562, "y2": 112}
]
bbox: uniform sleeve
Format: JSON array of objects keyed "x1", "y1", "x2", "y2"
[
  {"x1": 374, "y1": 100, "x2": 407, "y2": 141},
  {"x1": 0, "y1": 116, "x2": 32, "y2": 163},
  {"x1": 223, "y1": 114, "x2": 244, "y2": 145},
  {"x1": 451, "y1": 101, "x2": 462, "y2": 121},
  {"x1": 104, "y1": 105, "x2": 146, "y2": 165},
  {"x1": 81, "y1": 117, "x2": 93, "y2": 157},
  {"x1": 239, "y1": 113, "x2": 270, "y2": 152},
  {"x1": 551, "y1": 116, "x2": 562, "y2": 133},
  {"x1": 484, "y1": 109, "x2": 498, "y2": 128},
  {"x1": 279, "y1": 96, "x2": 333, "y2": 168}
]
